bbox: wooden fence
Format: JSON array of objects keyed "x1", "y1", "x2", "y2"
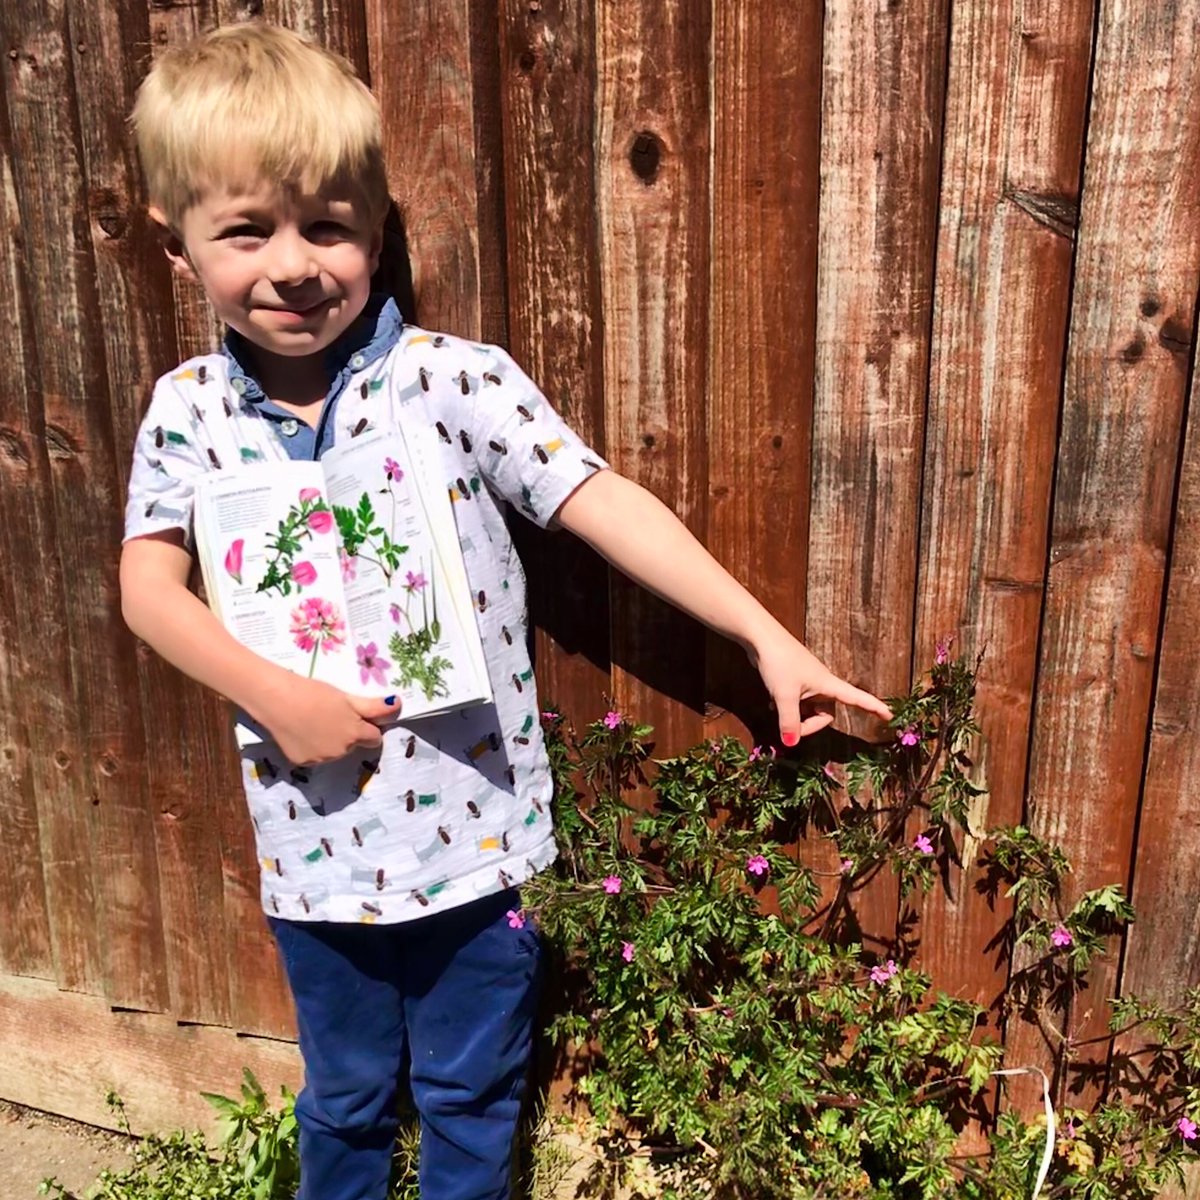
[{"x1": 1, "y1": 0, "x2": 1199, "y2": 1136}]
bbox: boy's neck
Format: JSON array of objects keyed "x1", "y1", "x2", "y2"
[{"x1": 247, "y1": 347, "x2": 330, "y2": 412}]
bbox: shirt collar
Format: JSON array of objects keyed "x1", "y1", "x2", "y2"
[{"x1": 222, "y1": 293, "x2": 404, "y2": 404}]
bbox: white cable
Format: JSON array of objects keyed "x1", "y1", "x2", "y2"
[{"x1": 990, "y1": 1067, "x2": 1055, "y2": 1199}]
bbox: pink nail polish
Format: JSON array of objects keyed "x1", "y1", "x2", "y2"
[{"x1": 781, "y1": 731, "x2": 799, "y2": 747}]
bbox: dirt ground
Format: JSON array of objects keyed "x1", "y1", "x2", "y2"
[{"x1": 0, "y1": 1101, "x2": 132, "y2": 1200}]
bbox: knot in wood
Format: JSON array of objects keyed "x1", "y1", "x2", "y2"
[
  {"x1": 53, "y1": 750, "x2": 71, "y2": 770},
  {"x1": 629, "y1": 131, "x2": 662, "y2": 185},
  {"x1": 98, "y1": 753, "x2": 119, "y2": 777}
]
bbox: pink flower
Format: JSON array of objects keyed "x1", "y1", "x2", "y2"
[
  {"x1": 749, "y1": 745, "x2": 775, "y2": 762},
  {"x1": 602, "y1": 875, "x2": 622, "y2": 894},
  {"x1": 357, "y1": 642, "x2": 391, "y2": 688},
  {"x1": 603, "y1": 711, "x2": 623, "y2": 730},
  {"x1": 506, "y1": 909, "x2": 525, "y2": 930},
  {"x1": 541, "y1": 710, "x2": 560, "y2": 723},
  {"x1": 289, "y1": 597, "x2": 347, "y2": 654},
  {"x1": 824, "y1": 762, "x2": 840, "y2": 782},
  {"x1": 389, "y1": 602, "x2": 402, "y2": 624},
  {"x1": 405, "y1": 570, "x2": 427, "y2": 592},
  {"x1": 1051, "y1": 925, "x2": 1073, "y2": 948},
  {"x1": 384, "y1": 457, "x2": 403, "y2": 482},
  {"x1": 340, "y1": 548, "x2": 358, "y2": 583},
  {"x1": 913, "y1": 834, "x2": 934, "y2": 855},
  {"x1": 621, "y1": 941, "x2": 635, "y2": 963},
  {"x1": 291, "y1": 560, "x2": 318, "y2": 588},
  {"x1": 935, "y1": 635, "x2": 954, "y2": 665},
  {"x1": 299, "y1": 487, "x2": 322, "y2": 503},
  {"x1": 307, "y1": 508, "x2": 334, "y2": 535},
  {"x1": 746, "y1": 854, "x2": 770, "y2": 877},
  {"x1": 898, "y1": 726, "x2": 920, "y2": 747},
  {"x1": 870, "y1": 960, "x2": 898, "y2": 985},
  {"x1": 1178, "y1": 1117, "x2": 1198, "y2": 1141},
  {"x1": 224, "y1": 538, "x2": 244, "y2": 585},
  {"x1": 1062, "y1": 1119, "x2": 1077, "y2": 1140},
  {"x1": 840, "y1": 858, "x2": 854, "y2": 874}
]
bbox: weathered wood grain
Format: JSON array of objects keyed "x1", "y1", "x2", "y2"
[
  {"x1": 1122, "y1": 365, "x2": 1200, "y2": 1006},
  {"x1": 3, "y1": 0, "x2": 169, "y2": 1011},
  {"x1": 704, "y1": 2, "x2": 821, "y2": 745},
  {"x1": 0, "y1": 972, "x2": 301, "y2": 1139},
  {"x1": 496, "y1": 0, "x2": 610, "y2": 729},
  {"x1": 69, "y1": 0, "x2": 237, "y2": 1028},
  {"x1": 595, "y1": 0, "x2": 710, "y2": 755},
  {"x1": 366, "y1": 0, "x2": 492, "y2": 337},
  {"x1": 913, "y1": 0, "x2": 1093, "y2": 1038},
  {"x1": 1007, "y1": 0, "x2": 1200, "y2": 1106},
  {"x1": 809, "y1": 0, "x2": 951, "y2": 952},
  {"x1": 0, "y1": 91, "x2": 55, "y2": 982},
  {"x1": 145, "y1": 0, "x2": 224, "y2": 362}
]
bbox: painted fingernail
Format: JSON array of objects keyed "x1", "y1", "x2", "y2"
[
  {"x1": 384, "y1": 695, "x2": 397, "y2": 706},
  {"x1": 781, "y1": 731, "x2": 799, "y2": 747}
]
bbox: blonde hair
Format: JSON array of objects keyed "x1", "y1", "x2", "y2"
[{"x1": 132, "y1": 23, "x2": 389, "y2": 228}]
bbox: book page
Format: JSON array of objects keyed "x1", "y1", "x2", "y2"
[
  {"x1": 320, "y1": 428, "x2": 491, "y2": 717},
  {"x1": 193, "y1": 463, "x2": 361, "y2": 692}
]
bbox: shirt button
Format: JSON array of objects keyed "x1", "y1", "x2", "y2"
[
  {"x1": 350, "y1": 353, "x2": 366, "y2": 369},
  {"x1": 231, "y1": 377, "x2": 247, "y2": 395},
  {"x1": 280, "y1": 418, "x2": 300, "y2": 437}
]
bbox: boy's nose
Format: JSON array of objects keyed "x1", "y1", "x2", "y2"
[{"x1": 268, "y1": 230, "x2": 319, "y2": 286}]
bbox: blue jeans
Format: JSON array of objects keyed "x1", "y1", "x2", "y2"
[{"x1": 269, "y1": 890, "x2": 541, "y2": 1200}]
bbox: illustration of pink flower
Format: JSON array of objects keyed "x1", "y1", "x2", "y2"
[
  {"x1": 621, "y1": 941, "x2": 635, "y2": 963},
  {"x1": 289, "y1": 597, "x2": 347, "y2": 660},
  {"x1": 384, "y1": 457, "x2": 403, "y2": 482},
  {"x1": 913, "y1": 834, "x2": 934, "y2": 855},
  {"x1": 604, "y1": 711, "x2": 623, "y2": 730},
  {"x1": 1178, "y1": 1117, "x2": 1198, "y2": 1141},
  {"x1": 299, "y1": 487, "x2": 321, "y2": 503},
  {"x1": 389, "y1": 602, "x2": 402, "y2": 624},
  {"x1": 870, "y1": 959, "x2": 898, "y2": 985},
  {"x1": 357, "y1": 642, "x2": 391, "y2": 688},
  {"x1": 602, "y1": 875, "x2": 622, "y2": 894},
  {"x1": 224, "y1": 538, "x2": 244, "y2": 585},
  {"x1": 404, "y1": 570, "x2": 427, "y2": 592},
  {"x1": 340, "y1": 548, "x2": 358, "y2": 583},
  {"x1": 1051, "y1": 925, "x2": 1073, "y2": 948},
  {"x1": 307, "y1": 508, "x2": 334, "y2": 535},
  {"x1": 506, "y1": 909, "x2": 525, "y2": 930},
  {"x1": 898, "y1": 726, "x2": 920, "y2": 747},
  {"x1": 291, "y1": 560, "x2": 318, "y2": 588},
  {"x1": 746, "y1": 854, "x2": 770, "y2": 877}
]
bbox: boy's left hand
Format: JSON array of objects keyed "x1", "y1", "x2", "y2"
[{"x1": 747, "y1": 628, "x2": 893, "y2": 747}]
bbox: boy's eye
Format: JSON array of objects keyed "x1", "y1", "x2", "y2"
[
  {"x1": 220, "y1": 224, "x2": 267, "y2": 240},
  {"x1": 307, "y1": 220, "x2": 350, "y2": 241}
]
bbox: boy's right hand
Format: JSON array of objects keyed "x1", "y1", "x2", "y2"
[{"x1": 249, "y1": 674, "x2": 401, "y2": 766}]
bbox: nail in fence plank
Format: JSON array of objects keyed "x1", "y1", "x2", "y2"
[
  {"x1": 704, "y1": 2, "x2": 820, "y2": 746},
  {"x1": 1006, "y1": 0, "x2": 1200, "y2": 1105},
  {"x1": 913, "y1": 0, "x2": 1093, "y2": 1030},
  {"x1": 595, "y1": 0, "x2": 710, "y2": 755},
  {"x1": 2, "y1": 0, "x2": 168, "y2": 1011}
]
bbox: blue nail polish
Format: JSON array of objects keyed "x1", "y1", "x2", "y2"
[{"x1": 384, "y1": 695, "x2": 397, "y2": 706}]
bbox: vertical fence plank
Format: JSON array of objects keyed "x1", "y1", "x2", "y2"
[
  {"x1": 704, "y1": 2, "x2": 820, "y2": 745},
  {"x1": 496, "y1": 0, "x2": 610, "y2": 728},
  {"x1": 71, "y1": 0, "x2": 238, "y2": 1027},
  {"x1": 367, "y1": 0, "x2": 497, "y2": 338},
  {"x1": 0, "y1": 93, "x2": 55, "y2": 982},
  {"x1": 808, "y1": 0, "x2": 950, "y2": 950},
  {"x1": 913, "y1": 0, "x2": 1093, "y2": 1027},
  {"x1": 1007, "y1": 0, "x2": 1200, "y2": 1104},
  {"x1": 595, "y1": 0, "x2": 710, "y2": 754},
  {"x1": 2, "y1": 0, "x2": 168, "y2": 1011},
  {"x1": 1119, "y1": 337, "x2": 1200, "y2": 1003}
]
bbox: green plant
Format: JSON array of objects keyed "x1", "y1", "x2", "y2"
[{"x1": 523, "y1": 654, "x2": 1200, "y2": 1199}]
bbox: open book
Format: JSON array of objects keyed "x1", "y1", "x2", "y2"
[{"x1": 193, "y1": 427, "x2": 492, "y2": 721}]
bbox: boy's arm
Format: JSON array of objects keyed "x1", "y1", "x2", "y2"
[
  {"x1": 120, "y1": 532, "x2": 396, "y2": 764},
  {"x1": 554, "y1": 470, "x2": 892, "y2": 745}
]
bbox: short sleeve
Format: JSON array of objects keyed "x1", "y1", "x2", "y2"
[
  {"x1": 466, "y1": 345, "x2": 608, "y2": 528},
  {"x1": 123, "y1": 377, "x2": 209, "y2": 547}
]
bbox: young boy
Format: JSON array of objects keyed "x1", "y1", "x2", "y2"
[{"x1": 121, "y1": 23, "x2": 891, "y2": 1200}]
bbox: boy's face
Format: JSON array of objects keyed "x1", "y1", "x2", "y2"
[{"x1": 156, "y1": 178, "x2": 383, "y2": 369}]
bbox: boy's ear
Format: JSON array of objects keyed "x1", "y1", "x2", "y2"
[
  {"x1": 148, "y1": 204, "x2": 197, "y2": 283},
  {"x1": 368, "y1": 222, "x2": 384, "y2": 275}
]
